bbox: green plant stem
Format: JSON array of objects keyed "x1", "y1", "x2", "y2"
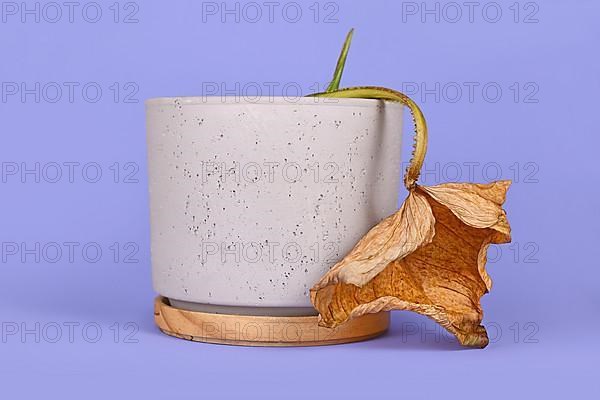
[
  {"x1": 309, "y1": 86, "x2": 428, "y2": 189},
  {"x1": 326, "y1": 29, "x2": 354, "y2": 92}
]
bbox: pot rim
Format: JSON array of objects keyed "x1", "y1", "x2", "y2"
[{"x1": 145, "y1": 96, "x2": 395, "y2": 108}]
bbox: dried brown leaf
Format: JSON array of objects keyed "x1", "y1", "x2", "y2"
[{"x1": 310, "y1": 180, "x2": 511, "y2": 347}]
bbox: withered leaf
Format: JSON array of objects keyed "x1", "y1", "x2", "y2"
[{"x1": 310, "y1": 180, "x2": 511, "y2": 348}]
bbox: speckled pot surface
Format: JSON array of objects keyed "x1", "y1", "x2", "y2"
[{"x1": 146, "y1": 96, "x2": 402, "y2": 315}]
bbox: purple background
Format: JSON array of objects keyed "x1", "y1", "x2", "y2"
[{"x1": 1, "y1": 0, "x2": 598, "y2": 398}]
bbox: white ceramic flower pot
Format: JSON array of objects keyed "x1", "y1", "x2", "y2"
[{"x1": 146, "y1": 96, "x2": 402, "y2": 316}]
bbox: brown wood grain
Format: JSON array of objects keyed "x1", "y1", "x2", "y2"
[{"x1": 154, "y1": 296, "x2": 389, "y2": 346}]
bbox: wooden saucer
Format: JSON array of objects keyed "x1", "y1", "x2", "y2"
[{"x1": 154, "y1": 296, "x2": 389, "y2": 346}]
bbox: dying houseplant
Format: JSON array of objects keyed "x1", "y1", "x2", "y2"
[{"x1": 147, "y1": 30, "x2": 511, "y2": 347}]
